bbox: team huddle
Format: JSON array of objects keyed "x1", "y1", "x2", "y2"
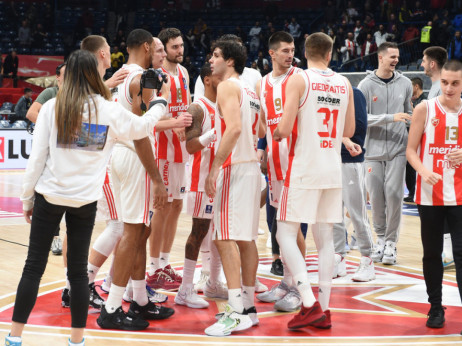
[{"x1": 6, "y1": 25, "x2": 462, "y2": 346}]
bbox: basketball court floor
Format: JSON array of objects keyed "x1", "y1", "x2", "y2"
[{"x1": 0, "y1": 169, "x2": 461, "y2": 345}]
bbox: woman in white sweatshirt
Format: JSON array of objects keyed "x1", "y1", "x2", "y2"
[{"x1": 5, "y1": 49, "x2": 169, "y2": 346}]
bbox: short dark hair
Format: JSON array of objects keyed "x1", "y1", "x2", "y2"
[
  {"x1": 442, "y1": 59, "x2": 462, "y2": 72},
  {"x1": 24, "y1": 88, "x2": 33, "y2": 93},
  {"x1": 56, "y1": 63, "x2": 66, "y2": 76},
  {"x1": 305, "y1": 32, "x2": 332, "y2": 60},
  {"x1": 158, "y1": 28, "x2": 182, "y2": 47},
  {"x1": 268, "y1": 31, "x2": 294, "y2": 50},
  {"x1": 200, "y1": 62, "x2": 212, "y2": 83},
  {"x1": 411, "y1": 77, "x2": 423, "y2": 90},
  {"x1": 80, "y1": 35, "x2": 107, "y2": 53},
  {"x1": 377, "y1": 42, "x2": 398, "y2": 55},
  {"x1": 218, "y1": 34, "x2": 243, "y2": 44},
  {"x1": 423, "y1": 46, "x2": 448, "y2": 70},
  {"x1": 126, "y1": 28, "x2": 153, "y2": 49},
  {"x1": 212, "y1": 39, "x2": 247, "y2": 75}
]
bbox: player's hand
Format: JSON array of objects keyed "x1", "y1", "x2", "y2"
[
  {"x1": 105, "y1": 68, "x2": 129, "y2": 89},
  {"x1": 393, "y1": 112, "x2": 412, "y2": 123},
  {"x1": 176, "y1": 112, "x2": 193, "y2": 128},
  {"x1": 344, "y1": 139, "x2": 362, "y2": 157},
  {"x1": 205, "y1": 167, "x2": 219, "y2": 198},
  {"x1": 420, "y1": 169, "x2": 442, "y2": 186},
  {"x1": 173, "y1": 128, "x2": 186, "y2": 141},
  {"x1": 24, "y1": 209, "x2": 33, "y2": 224},
  {"x1": 446, "y1": 148, "x2": 462, "y2": 167},
  {"x1": 152, "y1": 181, "x2": 167, "y2": 209}
]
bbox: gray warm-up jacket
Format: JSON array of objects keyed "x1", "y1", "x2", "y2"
[{"x1": 357, "y1": 70, "x2": 413, "y2": 161}]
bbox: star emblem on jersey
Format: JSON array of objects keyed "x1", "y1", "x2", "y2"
[
  {"x1": 431, "y1": 118, "x2": 440, "y2": 127},
  {"x1": 368, "y1": 167, "x2": 373, "y2": 173},
  {"x1": 373, "y1": 96, "x2": 378, "y2": 102}
]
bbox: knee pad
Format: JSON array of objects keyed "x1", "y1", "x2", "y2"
[{"x1": 92, "y1": 220, "x2": 124, "y2": 257}]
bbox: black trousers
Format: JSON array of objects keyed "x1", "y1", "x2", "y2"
[
  {"x1": 12, "y1": 193, "x2": 97, "y2": 328},
  {"x1": 417, "y1": 204, "x2": 462, "y2": 306}
]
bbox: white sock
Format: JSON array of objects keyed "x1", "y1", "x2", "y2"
[
  {"x1": 242, "y1": 285, "x2": 255, "y2": 309},
  {"x1": 312, "y1": 223, "x2": 334, "y2": 311},
  {"x1": 209, "y1": 242, "x2": 222, "y2": 283},
  {"x1": 160, "y1": 252, "x2": 170, "y2": 268},
  {"x1": 87, "y1": 263, "x2": 100, "y2": 284},
  {"x1": 293, "y1": 272, "x2": 316, "y2": 308},
  {"x1": 201, "y1": 252, "x2": 211, "y2": 272},
  {"x1": 106, "y1": 284, "x2": 125, "y2": 313},
  {"x1": 228, "y1": 288, "x2": 244, "y2": 313},
  {"x1": 132, "y1": 279, "x2": 148, "y2": 306},
  {"x1": 68, "y1": 338, "x2": 84, "y2": 345},
  {"x1": 149, "y1": 257, "x2": 160, "y2": 275},
  {"x1": 64, "y1": 267, "x2": 70, "y2": 290},
  {"x1": 182, "y1": 258, "x2": 196, "y2": 286}
]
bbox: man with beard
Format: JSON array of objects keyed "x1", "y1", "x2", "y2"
[{"x1": 147, "y1": 28, "x2": 193, "y2": 290}]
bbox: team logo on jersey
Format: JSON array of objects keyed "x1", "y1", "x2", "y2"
[
  {"x1": 180, "y1": 187, "x2": 185, "y2": 193},
  {"x1": 182, "y1": 77, "x2": 187, "y2": 90},
  {"x1": 368, "y1": 166, "x2": 373, "y2": 173},
  {"x1": 205, "y1": 205, "x2": 213, "y2": 214},
  {"x1": 373, "y1": 96, "x2": 378, "y2": 102},
  {"x1": 431, "y1": 118, "x2": 440, "y2": 127}
]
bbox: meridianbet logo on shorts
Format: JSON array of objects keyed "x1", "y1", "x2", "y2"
[{"x1": 0, "y1": 137, "x2": 4, "y2": 162}]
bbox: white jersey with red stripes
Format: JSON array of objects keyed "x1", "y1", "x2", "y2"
[
  {"x1": 155, "y1": 65, "x2": 190, "y2": 163},
  {"x1": 284, "y1": 67, "x2": 349, "y2": 189},
  {"x1": 415, "y1": 97, "x2": 462, "y2": 206},
  {"x1": 112, "y1": 63, "x2": 154, "y2": 151},
  {"x1": 215, "y1": 78, "x2": 260, "y2": 168},
  {"x1": 260, "y1": 66, "x2": 301, "y2": 181},
  {"x1": 188, "y1": 96, "x2": 216, "y2": 192}
]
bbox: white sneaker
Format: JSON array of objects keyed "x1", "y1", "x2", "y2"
[
  {"x1": 101, "y1": 275, "x2": 112, "y2": 293},
  {"x1": 146, "y1": 284, "x2": 168, "y2": 303},
  {"x1": 332, "y1": 253, "x2": 347, "y2": 278},
  {"x1": 256, "y1": 280, "x2": 290, "y2": 302},
  {"x1": 205, "y1": 304, "x2": 252, "y2": 336},
  {"x1": 371, "y1": 238, "x2": 385, "y2": 263},
  {"x1": 254, "y1": 278, "x2": 268, "y2": 293},
  {"x1": 274, "y1": 288, "x2": 302, "y2": 312},
  {"x1": 204, "y1": 279, "x2": 228, "y2": 299},
  {"x1": 194, "y1": 270, "x2": 210, "y2": 293},
  {"x1": 258, "y1": 228, "x2": 265, "y2": 235},
  {"x1": 382, "y1": 241, "x2": 397, "y2": 265},
  {"x1": 266, "y1": 235, "x2": 272, "y2": 249},
  {"x1": 175, "y1": 284, "x2": 209, "y2": 309},
  {"x1": 352, "y1": 256, "x2": 375, "y2": 282},
  {"x1": 51, "y1": 237, "x2": 63, "y2": 255}
]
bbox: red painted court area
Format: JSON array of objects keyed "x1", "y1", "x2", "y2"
[{"x1": 1, "y1": 258, "x2": 461, "y2": 338}]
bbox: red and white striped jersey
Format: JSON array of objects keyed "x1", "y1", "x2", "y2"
[
  {"x1": 188, "y1": 96, "x2": 216, "y2": 192},
  {"x1": 260, "y1": 66, "x2": 301, "y2": 181},
  {"x1": 113, "y1": 63, "x2": 155, "y2": 151},
  {"x1": 285, "y1": 68, "x2": 349, "y2": 189},
  {"x1": 415, "y1": 97, "x2": 462, "y2": 206},
  {"x1": 155, "y1": 65, "x2": 190, "y2": 163},
  {"x1": 215, "y1": 78, "x2": 260, "y2": 168}
]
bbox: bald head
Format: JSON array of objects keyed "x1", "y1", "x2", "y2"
[{"x1": 152, "y1": 37, "x2": 167, "y2": 69}]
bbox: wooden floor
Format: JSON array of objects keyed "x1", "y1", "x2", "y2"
[{"x1": 0, "y1": 169, "x2": 461, "y2": 345}]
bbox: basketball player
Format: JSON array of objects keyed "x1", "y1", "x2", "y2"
[
  {"x1": 407, "y1": 60, "x2": 462, "y2": 330},
  {"x1": 173, "y1": 63, "x2": 227, "y2": 309},
  {"x1": 97, "y1": 29, "x2": 174, "y2": 331},
  {"x1": 358, "y1": 42, "x2": 413, "y2": 265},
  {"x1": 273, "y1": 32, "x2": 355, "y2": 329},
  {"x1": 193, "y1": 34, "x2": 267, "y2": 294},
  {"x1": 204, "y1": 39, "x2": 264, "y2": 336},
  {"x1": 148, "y1": 28, "x2": 192, "y2": 289},
  {"x1": 82, "y1": 36, "x2": 169, "y2": 308},
  {"x1": 255, "y1": 31, "x2": 306, "y2": 312}
]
